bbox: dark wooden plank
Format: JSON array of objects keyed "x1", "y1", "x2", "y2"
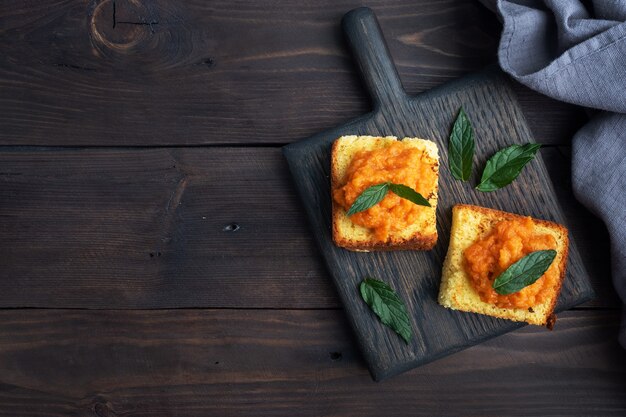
[
  {"x1": 0, "y1": 147, "x2": 616, "y2": 309},
  {"x1": 0, "y1": 147, "x2": 335, "y2": 308},
  {"x1": 0, "y1": 309, "x2": 623, "y2": 416},
  {"x1": 284, "y1": 8, "x2": 594, "y2": 380},
  {"x1": 0, "y1": 0, "x2": 584, "y2": 148},
  {"x1": 0, "y1": 0, "x2": 509, "y2": 146}
]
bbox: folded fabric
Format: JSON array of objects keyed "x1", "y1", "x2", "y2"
[{"x1": 479, "y1": 0, "x2": 626, "y2": 346}]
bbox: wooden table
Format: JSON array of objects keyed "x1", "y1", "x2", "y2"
[{"x1": 0, "y1": 1, "x2": 624, "y2": 415}]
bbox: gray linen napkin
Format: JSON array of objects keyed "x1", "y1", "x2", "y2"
[{"x1": 479, "y1": 0, "x2": 626, "y2": 346}]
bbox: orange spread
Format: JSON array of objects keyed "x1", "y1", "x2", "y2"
[
  {"x1": 333, "y1": 142, "x2": 437, "y2": 241},
  {"x1": 463, "y1": 217, "x2": 558, "y2": 309}
]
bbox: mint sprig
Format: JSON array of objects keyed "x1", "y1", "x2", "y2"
[
  {"x1": 492, "y1": 249, "x2": 557, "y2": 295},
  {"x1": 477, "y1": 143, "x2": 541, "y2": 192},
  {"x1": 360, "y1": 278, "x2": 413, "y2": 343},
  {"x1": 448, "y1": 107, "x2": 475, "y2": 182},
  {"x1": 346, "y1": 182, "x2": 430, "y2": 216}
]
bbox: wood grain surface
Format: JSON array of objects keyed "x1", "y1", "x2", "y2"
[
  {"x1": 0, "y1": 309, "x2": 623, "y2": 416},
  {"x1": 284, "y1": 7, "x2": 593, "y2": 380},
  {"x1": 0, "y1": 0, "x2": 582, "y2": 146},
  {"x1": 0, "y1": 147, "x2": 335, "y2": 308}
]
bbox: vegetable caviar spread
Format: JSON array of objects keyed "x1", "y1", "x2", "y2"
[
  {"x1": 463, "y1": 217, "x2": 558, "y2": 309},
  {"x1": 333, "y1": 142, "x2": 437, "y2": 241}
]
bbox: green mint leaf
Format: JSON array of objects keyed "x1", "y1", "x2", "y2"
[
  {"x1": 492, "y1": 250, "x2": 558, "y2": 295},
  {"x1": 388, "y1": 183, "x2": 431, "y2": 207},
  {"x1": 346, "y1": 182, "x2": 431, "y2": 216},
  {"x1": 360, "y1": 278, "x2": 413, "y2": 343},
  {"x1": 346, "y1": 182, "x2": 390, "y2": 216},
  {"x1": 448, "y1": 107, "x2": 475, "y2": 181},
  {"x1": 476, "y1": 143, "x2": 541, "y2": 192}
]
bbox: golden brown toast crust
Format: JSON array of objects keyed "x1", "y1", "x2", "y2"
[
  {"x1": 330, "y1": 218, "x2": 438, "y2": 251},
  {"x1": 330, "y1": 136, "x2": 439, "y2": 252},
  {"x1": 445, "y1": 204, "x2": 569, "y2": 327}
]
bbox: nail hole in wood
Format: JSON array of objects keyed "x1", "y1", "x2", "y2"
[
  {"x1": 330, "y1": 351, "x2": 342, "y2": 361},
  {"x1": 223, "y1": 223, "x2": 240, "y2": 232}
]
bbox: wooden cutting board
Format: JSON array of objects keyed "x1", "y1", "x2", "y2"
[{"x1": 283, "y1": 7, "x2": 594, "y2": 381}]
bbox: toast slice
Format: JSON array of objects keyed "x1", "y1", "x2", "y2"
[
  {"x1": 438, "y1": 204, "x2": 569, "y2": 328},
  {"x1": 331, "y1": 135, "x2": 439, "y2": 251}
]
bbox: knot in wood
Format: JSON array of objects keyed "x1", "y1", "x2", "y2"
[
  {"x1": 93, "y1": 401, "x2": 118, "y2": 417},
  {"x1": 91, "y1": 0, "x2": 159, "y2": 54}
]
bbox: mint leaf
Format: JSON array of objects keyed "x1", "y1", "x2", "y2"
[
  {"x1": 492, "y1": 250, "x2": 558, "y2": 295},
  {"x1": 346, "y1": 182, "x2": 389, "y2": 216},
  {"x1": 346, "y1": 182, "x2": 430, "y2": 216},
  {"x1": 388, "y1": 183, "x2": 431, "y2": 207},
  {"x1": 476, "y1": 143, "x2": 541, "y2": 192},
  {"x1": 360, "y1": 278, "x2": 413, "y2": 343},
  {"x1": 448, "y1": 107, "x2": 475, "y2": 181}
]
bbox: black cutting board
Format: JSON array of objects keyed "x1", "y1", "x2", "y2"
[{"x1": 283, "y1": 7, "x2": 594, "y2": 381}]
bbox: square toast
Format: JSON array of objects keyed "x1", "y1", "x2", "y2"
[
  {"x1": 438, "y1": 204, "x2": 569, "y2": 327},
  {"x1": 331, "y1": 135, "x2": 439, "y2": 251}
]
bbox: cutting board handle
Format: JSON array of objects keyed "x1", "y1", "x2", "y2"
[{"x1": 342, "y1": 7, "x2": 407, "y2": 110}]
